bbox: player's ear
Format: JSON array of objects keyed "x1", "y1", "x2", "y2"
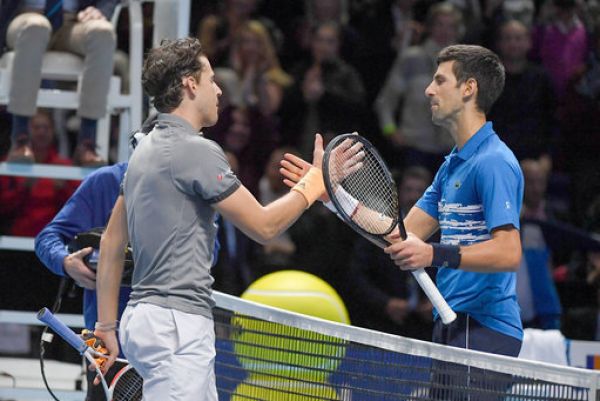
[
  {"x1": 463, "y1": 77, "x2": 477, "y2": 98},
  {"x1": 182, "y1": 75, "x2": 198, "y2": 91}
]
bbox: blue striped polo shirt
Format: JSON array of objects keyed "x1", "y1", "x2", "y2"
[{"x1": 416, "y1": 121, "x2": 524, "y2": 340}]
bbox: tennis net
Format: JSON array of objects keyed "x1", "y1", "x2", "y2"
[{"x1": 212, "y1": 291, "x2": 600, "y2": 401}]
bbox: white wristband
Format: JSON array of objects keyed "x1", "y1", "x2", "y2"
[{"x1": 324, "y1": 187, "x2": 359, "y2": 217}]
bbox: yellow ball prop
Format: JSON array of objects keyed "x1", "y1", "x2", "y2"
[
  {"x1": 231, "y1": 376, "x2": 339, "y2": 401},
  {"x1": 232, "y1": 270, "x2": 350, "y2": 383}
]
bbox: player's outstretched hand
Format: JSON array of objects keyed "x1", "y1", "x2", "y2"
[
  {"x1": 329, "y1": 134, "x2": 364, "y2": 187},
  {"x1": 280, "y1": 134, "x2": 329, "y2": 202}
]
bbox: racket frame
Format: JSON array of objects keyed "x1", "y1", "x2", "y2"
[
  {"x1": 322, "y1": 134, "x2": 457, "y2": 325},
  {"x1": 37, "y1": 307, "x2": 138, "y2": 400}
]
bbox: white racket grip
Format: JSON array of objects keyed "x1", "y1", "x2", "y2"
[{"x1": 411, "y1": 268, "x2": 457, "y2": 324}]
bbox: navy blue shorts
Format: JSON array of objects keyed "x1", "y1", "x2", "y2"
[
  {"x1": 430, "y1": 313, "x2": 522, "y2": 400},
  {"x1": 432, "y1": 312, "x2": 522, "y2": 356}
]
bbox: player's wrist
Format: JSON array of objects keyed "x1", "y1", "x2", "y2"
[
  {"x1": 431, "y1": 243, "x2": 461, "y2": 269},
  {"x1": 94, "y1": 320, "x2": 119, "y2": 332},
  {"x1": 291, "y1": 167, "x2": 324, "y2": 208}
]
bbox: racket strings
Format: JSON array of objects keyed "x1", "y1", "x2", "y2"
[
  {"x1": 112, "y1": 368, "x2": 143, "y2": 401},
  {"x1": 328, "y1": 139, "x2": 399, "y2": 235}
]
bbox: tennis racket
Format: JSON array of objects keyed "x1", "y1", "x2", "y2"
[
  {"x1": 37, "y1": 308, "x2": 143, "y2": 401},
  {"x1": 322, "y1": 133, "x2": 457, "y2": 324}
]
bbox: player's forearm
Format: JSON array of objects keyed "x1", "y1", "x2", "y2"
[
  {"x1": 458, "y1": 230, "x2": 521, "y2": 272},
  {"x1": 217, "y1": 175, "x2": 321, "y2": 244},
  {"x1": 404, "y1": 207, "x2": 439, "y2": 241},
  {"x1": 96, "y1": 196, "x2": 128, "y2": 324},
  {"x1": 226, "y1": 189, "x2": 307, "y2": 244},
  {"x1": 258, "y1": 191, "x2": 310, "y2": 241},
  {"x1": 96, "y1": 235, "x2": 126, "y2": 323}
]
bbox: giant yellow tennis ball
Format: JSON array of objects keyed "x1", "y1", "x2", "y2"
[
  {"x1": 232, "y1": 270, "x2": 350, "y2": 383},
  {"x1": 231, "y1": 375, "x2": 339, "y2": 401}
]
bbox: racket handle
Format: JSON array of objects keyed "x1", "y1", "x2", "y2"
[
  {"x1": 37, "y1": 308, "x2": 89, "y2": 354},
  {"x1": 410, "y1": 269, "x2": 457, "y2": 325}
]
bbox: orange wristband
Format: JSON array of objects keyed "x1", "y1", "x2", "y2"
[{"x1": 291, "y1": 167, "x2": 325, "y2": 208}]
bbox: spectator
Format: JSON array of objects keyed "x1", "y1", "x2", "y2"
[
  {"x1": 205, "y1": 106, "x2": 279, "y2": 197},
  {"x1": 374, "y1": 2, "x2": 462, "y2": 173},
  {"x1": 284, "y1": 0, "x2": 362, "y2": 66},
  {"x1": 0, "y1": 0, "x2": 117, "y2": 165},
  {"x1": 531, "y1": 0, "x2": 588, "y2": 100},
  {"x1": 280, "y1": 22, "x2": 366, "y2": 158},
  {"x1": 350, "y1": 0, "x2": 422, "y2": 104},
  {"x1": 256, "y1": 147, "x2": 300, "y2": 271},
  {"x1": 347, "y1": 166, "x2": 434, "y2": 340},
  {"x1": 561, "y1": 198, "x2": 600, "y2": 340},
  {"x1": 560, "y1": 21, "x2": 600, "y2": 225},
  {"x1": 446, "y1": 0, "x2": 534, "y2": 45},
  {"x1": 216, "y1": 20, "x2": 292, "y2": 116},
  {"x1": 489, "y1": 19, "x2": 557, "y2": 163},
  {"x1": 518, "y1": 159, "x2": 562, "y2": 330},
  {"x1": 197, "y1": 0, "x2": 281, "y2": 68},
  {"x1": 0, "y1": 110, "x2": 77, "y2": 237},
  {"x1": 521, "y1": 158, "x2": 560, "y2": 220}
]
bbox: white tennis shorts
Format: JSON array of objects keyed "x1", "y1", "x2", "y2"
[{"x1": 119, "y1": 303, "x2": 218, "y2": 401}]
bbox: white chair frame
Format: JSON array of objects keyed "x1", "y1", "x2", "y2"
[{"x1": 0, "y1": 0, "x2": 144, "y2": 162}]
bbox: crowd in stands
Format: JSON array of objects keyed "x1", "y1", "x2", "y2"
[{"x1": 1, "y1": 0, "x2": 600, "y2": 344}]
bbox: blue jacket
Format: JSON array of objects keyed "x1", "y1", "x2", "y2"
[{"x1": 35, "y1": 163, "x2": 129, "y2": 329}]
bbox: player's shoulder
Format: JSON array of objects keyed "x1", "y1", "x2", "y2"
[
  {"x1": 176, "y1": 133, "x2": 224, "y2": 155},
  {"x1": 476, "y1": 137, "x2": 522, "y2": 176}
]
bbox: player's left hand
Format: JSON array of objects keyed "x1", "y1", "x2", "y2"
[
  {"x1": 92, "y1": 328, "x2": 119, "y2": 381},
  {"x1": 384, "y1": 232, "x2": 433, "y2": 270}
]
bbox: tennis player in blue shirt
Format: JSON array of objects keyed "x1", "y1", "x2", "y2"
[{"x1": 384, "y1": 44, "x2": 524, "y2": 357}]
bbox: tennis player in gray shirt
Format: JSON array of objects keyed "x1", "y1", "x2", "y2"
[{"x1": 93, "y1": 38, "x2": 328, "y2": 400}]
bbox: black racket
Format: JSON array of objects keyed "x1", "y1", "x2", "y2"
[
  {"x1": 322, "y1": 134, "x2": 457, "y2": 324},
  {"x1": 37, "y1": 308, "x2": 143, "y2": 400}
]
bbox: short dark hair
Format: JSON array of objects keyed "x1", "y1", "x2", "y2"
[
  {"x1": 437, "y1": 44, "x2": 505, "y2": 114},
  {"x1": 142, "y1": 37, "x2": 205, "y2": 113}
]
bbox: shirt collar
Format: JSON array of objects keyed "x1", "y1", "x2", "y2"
[
  {"x1": 451, "y1": 121, "x2": 495, "y2": 161},
  {"x1": 156, "y1": 113, "x2": 200, "y2": 135}
]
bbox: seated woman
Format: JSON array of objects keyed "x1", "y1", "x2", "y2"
[{"x1": 216, "y1": 20, "x2": 292, "y2": 117}]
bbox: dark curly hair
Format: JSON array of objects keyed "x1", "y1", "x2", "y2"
[
  {"x1": 142, "y1": 37, "x2": 205, "y2": 112},
  {"x1": 437, "y1": 44, "x2": 505, "y2": 114}
]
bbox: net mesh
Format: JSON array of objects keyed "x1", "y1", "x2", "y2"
[
  {"x1": 326, "y1": 137, "x2": 398, "y2": 235},
  {"x1": 213, "y1": 292, "x2": 599, "y2": 401}
]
